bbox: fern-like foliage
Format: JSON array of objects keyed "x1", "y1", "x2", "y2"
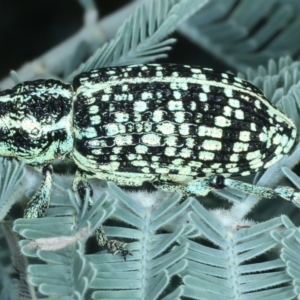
[
  {"x1": 12, "y1": 177, "x2": 300, "y2": 299},
  {"x1": 0, "y1": 160, "x2": 25, "y2": 222},
  {"x1": 178, "y1": 0, "x2": 300, "y2": 72},
  {"x1": 14, "y1": 186, "x2": 114, "y2": 299},
  {"x1": 66, "y1": 0, "x2": 209, "y2": 81},
  {"x1": 0, "y1": 225, "x2": 18, "y2": 300},
  {"x1": 176, "y1": 204, "x2": 300, "y2": 299},
  {"x1": 87, "y1": 184, "x2": 192, "y2": 300}
]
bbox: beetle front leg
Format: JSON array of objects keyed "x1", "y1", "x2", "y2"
[
  {"x1": 73, "y1": 171, "x2": 131, "y2": 260},
  {"x1": 24, "y1": 165, "x2": 53, "y2": 219}
]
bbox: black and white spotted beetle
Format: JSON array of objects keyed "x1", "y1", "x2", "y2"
[{"x1": 0, "y1": 64, "x2": 299, "y2": 257}]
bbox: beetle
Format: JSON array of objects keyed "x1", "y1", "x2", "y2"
[{"x1": 0, "y1": 63, "x2": 299, "y2": 257}]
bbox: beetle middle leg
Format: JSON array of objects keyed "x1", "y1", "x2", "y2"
[
  {"x1": 73, "y1": 171, "x2": 131, "y2": 260},
  {"x1": 24, "y1": 164, "x2": 53, "y2": 219},
  {"x1": 154, "y1": 177, "x2": 214, "y2": 197},
  {"x1": 155, "y1": 175, "x2": 300, "y2": 208},
  {"x1": 222, "y1": 177, "x2": 300, "y2": 207}
]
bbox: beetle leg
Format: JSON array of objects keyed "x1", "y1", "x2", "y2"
[
  {"x1": 156, "y1": 175, "x2": 300, "y2": 208},
  {"x1": 222, "y1": 177, "x2": 300, "y2": 208},
  {"x1": 73, "y1": 171, "x2": 130, "y2": 259},
  {"x1": 24, "y1": 164, "x2": 53, "y2": 219},
  {"x1": 154, "y1": 179, "x2": 213, "y2": 196},
  {"x1": 273, "y1": 186, "x2": 300, "y2": 208}
]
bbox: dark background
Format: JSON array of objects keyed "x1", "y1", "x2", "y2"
[{"x1": 0, "y1": 0, "x2": 228, "y2": 81}]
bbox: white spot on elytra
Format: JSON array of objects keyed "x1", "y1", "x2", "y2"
[
  {"x1": 157, "y1": 122, "x2": 175, "y2": 134},
  {"x1": 272, "y1": 133, "x2": 282, "y2": 145},
  {"x1": 165, "y1": 135, "x2": 177, "y2": 146},
  {"x1": 173, "y1": 91, "x2": 181, "y2": 99},
  {"x1": 198, "y1": 74, "x2": 207, "y2": 80},
  {"x1": 255, "y1": 100, "x2": 261, "y2": 109},
  {"x1": 115, "y1": 135, "x2": 133, "y2": 146},
  {"x1": 223, "y1": 106, "x2": 232, "y2": 117},
  {"x1": 199, "y1": 93, "x2": 208, "y2": 102},
  {"x1": 233, "y1": 142, "x2": 249, "y2": 152},
  {"x1": 186, "y1": 137, "x2": 195, "y2": 148},
  {"x1": 165, "y1": 147, "x2": 176, "y2": 156},
  {"x1": 134, "y1": 101, "x2": 148, "y2": 112},
  {"x1": 179, "y1": 148, "x2": 192, "y2": 158},
  {"x1": 224, "y1": 88, "x2": 233, "y2": 97},
  {"x1": 190, "y1": 102, "x2": 196, "y2": 111},
  {"x1": 173, "y1": 158, "x2": 184, "y2": 165},
  {"x1": 235, "y1": 109, "x2": 244, "y2": 120},
  {"x1": 241, "y1": 171, "x2": 251, "y2": 176},
  {"x1": 229, "y1": 153, "x2": 239, "y2": 162},
  {"x1": 114, "y1": 112, "x2": 129, "y2": 122},
  {"x1": 142, "y1": 133, "x2": 161, "y2": 146},
  {"x1": 250, "y1": 123, "x2": 256, "y2": 131},
  {"x1": 198, "y1": 126, "x2": 223, "y2": 138},
  {"x1": 89, "y1": 105, "x2": 99, "y2": 114},
  {"x1": 141, "y1": 92, "x2": 153, "y2": 100},
  {"x1": 90, "y1": 115, "x2": 101, "y2": 125},
  {"x1": 225, "y1": 163, "x2": 237, "y2": 169},
  {"x1": 211, "y1": 163, "x2": 221, "y2": 169},
  {"x1": 179, "y1": 124, "x2": 191, "y2": 135},
  {"x1": 102, "y1": 94, "x2": 110, "y2": 101},
  {"x1": 274, "y1": 146, "x2": 283, "y2": 155},
  {"x1": 233, "y1": 82, "x2": 243, "y2": 87},
  {"x1": 259, "y1": 132, "x2": 267, "y2": 142},
  {"x1": 202, "y1": 140, "x2": 222, "y2": 151},
  {"x1": 135, "y1": 145, "x2": 148, "y2": 154},
  {"x1": 168, "y1": 100, "x2": 183, "y2": 110},
  {"x1": 202, "y1": 85, "x2": 210, "y2": 93},
  {"x1": 114, "y1": 94, "x2": 128, "y2": 101},
  {"x1": 122, "y1": 85, "x2": 129, "y2": 91},
  {"x1": 152, "y1": 110, "x2": 164, "y2": 122},
  {"x1": 284, "y1": 139, "x2": 294, "y2": 153},
  {"x1": 246, "y1": 150, "x2": 262, "y2": 161},
  {"x1": 179, "y1": 166, "x2": 192, "y2": 175},
  {"x1": 170, "y1": 82, "x2": 188, "y2": 90},
  {"x1": 228, "y1": 167, "x2": 239, "y2": 173},
  {"x1": 239, "y1": 131, "x2": 250, "y2": 142},
  {"x1": 280, "y1": 134, "x2": 288, "y2": 147},
  {"x1": 214, "y1": 116, "x2": 231, "y2": 127},
  {"x1": 275, "y1": 115, "x2": 284, "y2": 123},
  {"x1": 199, "y1": 151, "x2": 215, "y2": 161},
  {"x1": 174, "y1": 111, "x2": 185, "y2": 123},
  {"x1": 112, "y1": 147, "x2": 122, "y2": 154},
  {"x1": 229, "y1": 99, "x2": 240, "y2": 108},
  {"x1": 106, "y1": 124, "x2": 119, "y2": 135}
]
